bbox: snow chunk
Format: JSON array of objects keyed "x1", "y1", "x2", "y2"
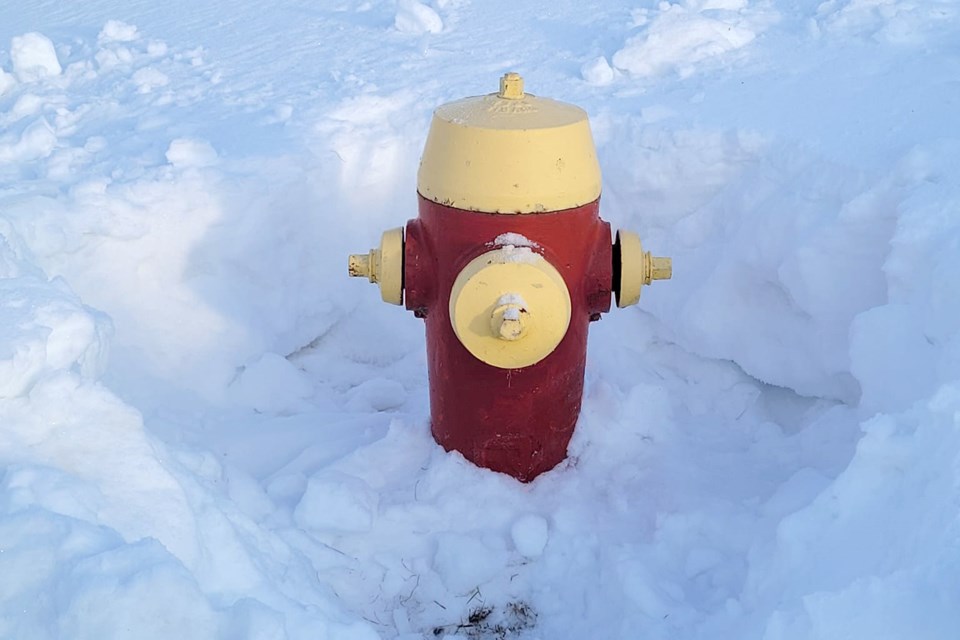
[
  {"x1": 10, "y1": 32, "x2": 62, "y2": 81},
  {"x1": 95, "y1": 46, "x2": 135, "y2": 70},
  {"x1": 132, "y1": 67, "x2": 170, "y2": 93},
  {"x1": 612, "y1": 1, "x2": 773, "y2": 78},
  {"x1": 815, "y1": 0, "x2": 957, "y2": 45},
  {"x1": 581, "y1": 56, "x2": 615, "y2": 86},
  {"x1": 497, "y1": 244, "x2": 539, "y2": 264},
  {"x1": 165, "y1": 138, "x2": 219, "y2": 167},
  {"x1": 0, "y1": 512, "x2": 216, "y2": 640},
  {"x1": 56, "y1": 539, "x2": 220, "y2": 639},
  {"x1": 9, "y1": 93, "x2": 44, "y2": 121},
  {"x1": 395, "y1": 0, "x2": 444, "y2": 35},
  {"x1": 434, "y1": 533, "x2": 509, "y2": 593},
  {"x1": 0, "y1": 256, "x2": 110, "y2": 398},
  {"x1": 496, "y1": 293, "x2": 528, "y2": 317},
  {"x1": 0, "y1": 118, "x2": 57, "y2": 163},
  {"x1": 98, "y1": 20, "x2": 140, "y2": 44},
  {"x1": 294, "y1": 472, "x2": 379, "y2": 533},
  {"x1": 492, "y1": 232, "x2": 538, "y2": 248},
  {"x1": 233, "y1": 354, "x2": 311, "y2": 410},
  {"x1": 345, "y1": 377, "x2": 406, "y2": 412},
  {"x1": 850, "y1": 304, "x2": 938, "y2": 415},
  {"x1": 146, "y1": 40, "x2": 169, "y2": 57},
  {"x1": 511, "y1": 514, "x2": 549, "y2": 558},
  {"x1": 0, "y1": 69, "x2": 15, "y2": 97},
  {"x1": 230, "y1": 352, "x2": 313, "y2": 414}
]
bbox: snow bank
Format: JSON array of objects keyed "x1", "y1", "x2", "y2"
[
  {"x1": 815, "y1": 0, "x2": 959, "y2": 45},
  {"x1": 0, "y1": 223, "x2": 110, "y2": 397},
  {"x1": 0, "y1": 24, "x2": 380, "y2": 640},
  {"x1": 742, "y1": 383, "x2": 960, "y2": 640}
]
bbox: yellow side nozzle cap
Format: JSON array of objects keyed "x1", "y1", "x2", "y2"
[
  {"x1": 347, "y1": 227, "x2": 404, "y2": 305},
  {"x1": 615, "y1": 230, "x2": 672, "y2": 308}
]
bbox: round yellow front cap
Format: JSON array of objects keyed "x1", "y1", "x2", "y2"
[{"x1": 449, "y1": 248, "x2": 571, "y2": 369}]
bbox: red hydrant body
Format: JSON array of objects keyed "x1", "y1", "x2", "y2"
[
  {"x1": 405, "y1": 199, "x2": 612, "y2": 481},
  {"x1": 348, "y1": 73, "x2": 670, "y2": 482}
]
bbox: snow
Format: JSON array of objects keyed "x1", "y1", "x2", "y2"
[
  {"x1": 510, "y1": 514, "x2": 548, "y2": 559},
  {"x1": 611, "y1": 0, "x2": 775, "y2": 79},
  {"x1": 580, "y1": 56, "x2": 615, "y2": 87},
  {"x1": 294, "y1": 471, "x2": 379, "y2": 534},
  {"x1": 1, "y1": 1, "x2": 959, "y2": 639},
  {"x1": 0, "y1": 68, "x2": 15, "y2": 96},
  {"x1": 166, "y1": 137, "x2": 219, "y2": 167},
  {"x1": 229, "y1": 351, "x2": 313, "y2": 413},
  {"x1": 497, "y1": 245, "x2": 539, "y2": 264},
  {"x1": 492, "y1": 232, "x2": 538, "y2": 248},
  {"x1": 99, "y1": 20, "x2": 140, "y2": 44},
  {"x1": 10, "y1": 32, "x2": 62, "y2": 81},
  {"x1": 496, "y1": 293, "x2": 528, "y2": 312},
  {"x1": 395, "y1": 0, "x2": 444, "y2": 35}
]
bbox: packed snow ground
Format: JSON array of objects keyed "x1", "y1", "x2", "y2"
[{"x1": 2, "y1": 1, "x2": 959, "y2": 638}]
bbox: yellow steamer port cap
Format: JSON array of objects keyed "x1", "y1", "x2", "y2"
[
  {"x1": 449, "y1": 246, "x2": 572, "y2": 369},
  {"x1": 418, "y1": 73, "x2": 602, "y2": 214}
]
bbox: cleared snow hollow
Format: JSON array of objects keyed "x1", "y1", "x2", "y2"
[{"x1": 0, "y1": 6, "x2": 958, "y2": 640}]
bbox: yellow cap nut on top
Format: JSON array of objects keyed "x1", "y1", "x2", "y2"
[
  {"x1": 499, "y1": 72, "x2": 525, "y2": 99},
  {"x1": 417, "y1": 72, "x2": 602, "y2": 214}
]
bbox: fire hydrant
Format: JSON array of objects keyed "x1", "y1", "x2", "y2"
[{"x1": 349, "y1": 73, "x2": 671, "y2": 481}]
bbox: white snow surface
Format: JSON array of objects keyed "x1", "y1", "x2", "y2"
[{"x1": 1, "y1": 1, "x2": 959, "y2": 639}]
